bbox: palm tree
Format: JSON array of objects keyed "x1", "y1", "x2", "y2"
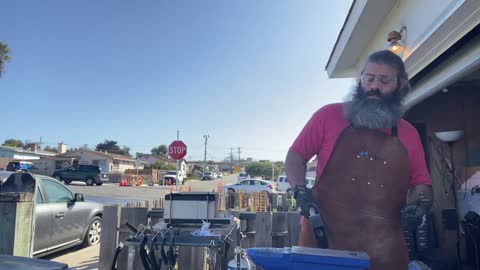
[{"x1": 0, "y1": 41, "x2": 11, "y2": 78}]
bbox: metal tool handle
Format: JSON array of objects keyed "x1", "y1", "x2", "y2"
[{"x1": 308, "y1": 205, "x2": 329, "y2": 249}]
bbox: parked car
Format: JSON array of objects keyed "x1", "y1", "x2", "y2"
[
  {"x1": 53, "y1": 165, "x2": 107, "y2": 186},
  {"x1": 201, "y1": 172, "x2": 214, "y2": 181},
  {"x1": 0, "y1": 172, "x2": 103, "y2": 258},
  {"x1": 6, "y1": 161, "x2": 39, "y2": 172},
  {"x1": 222, "y1": 179, "x2": 276, "y2": 194},
  {"x1": 163, "y1": 170, "x2": 184, "y2": 185},
  {"x1": 275, "y1": 175, "x2": 316, "y2": 193},
  {"x1": 217, "y1": 172, "x2": 223, "y2": 178}
]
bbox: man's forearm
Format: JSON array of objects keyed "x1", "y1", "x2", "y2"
[{"x1": 285, "y1": 150, "x2": 308, "y2": 188}]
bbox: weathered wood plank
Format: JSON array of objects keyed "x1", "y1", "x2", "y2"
[
  {"x1": 255, "y1": 212, "x2": 272, "y2": 247},
  {"x1": 0, "y1": 173, "x2": 36, "y2": 257},
  {"x1": 98, "y1": 205, "x2": 120, "y2": 270},
  {"x1": 286, "y1": 212, "x2": 301, "y2": 247},
  {"x1": 272, "y1": 212, "x2": 288, "y2": 247},
  {"x1": 117, "y1": 207, "x2": 148, "y2": 270}
]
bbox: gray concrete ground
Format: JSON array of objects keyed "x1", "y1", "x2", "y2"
[{"x1": 44, "y1": 245, "x2": 99, "y2": 270}]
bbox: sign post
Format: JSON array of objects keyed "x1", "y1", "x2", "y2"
[{"x1": 169, "y1": 137, "x2": 187, "y2": 191}]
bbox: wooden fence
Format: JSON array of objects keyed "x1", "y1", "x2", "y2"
[{"x1": 98, "y1": 203, "x2": 301, "y2": 270}]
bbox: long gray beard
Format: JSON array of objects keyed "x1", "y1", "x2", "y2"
[{"x1": 344, "y1": 95, "x2": 405, "y2": 129}]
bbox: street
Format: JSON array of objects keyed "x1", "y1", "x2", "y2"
[{"x1": 66, "y1": 173, "x2": 238, "y2": 205}]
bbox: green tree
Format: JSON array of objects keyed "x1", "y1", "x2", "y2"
[
  {"x1": 151, "y1": 145, "x2": 168, "y2": 157},
  {"x1": 149, "y1": 161, "x2": 176, "y2": 170},
  {"x1": 44, "y1": 146, "x2": 58, "y2": 153},
  {"x1": 95, "y1": 140, "x2": 131, "y2": 156},
  {"x1": 0, "y1": 42, "x2": 11, "y2": 78},
  {"x1": 245, "y1": 162, "x2": 281, "y2": 180},
  {"x1": 2, "y1": 139, "x2": 24, "y2": 148}
]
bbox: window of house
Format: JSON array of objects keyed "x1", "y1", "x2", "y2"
[
  {"x1": 113, "y1": 161, "x2": 119, "y2": 169},
  {"x1": 92, "y1": 160, "x2": 99, "y2": 166}
]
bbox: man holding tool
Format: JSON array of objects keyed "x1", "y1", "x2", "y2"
[{"x1": 285, "y1": 50, "x2": 433, "y2": 270}]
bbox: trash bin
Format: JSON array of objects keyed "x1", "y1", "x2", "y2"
[
  {"x1": 246, "y1": 246, "x2": 370, "y2": 270},
  {"x1": 0, "y1": 254, "x2": 73, "y2": 270}
]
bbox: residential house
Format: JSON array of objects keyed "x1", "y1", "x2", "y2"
[
  {"x1": 138, "y1": 154, "x2": 174, "y2": 167},
  {"x1": 138, "y1": 154, "x2": 188, "y2": 178},
  {"x1": 0, "y1": 145, "x2": 56, "y2": 171},
  {"x1": 326, "y1": 0, "x2": 480, "y2": 264},
  {"x1": 57, "y1": 149, "x2": 141, "y2": 173}
]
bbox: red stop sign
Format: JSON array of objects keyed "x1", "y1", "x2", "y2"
[{"x1": 169, "y1": 140, "x2": 187, "y2": 160}]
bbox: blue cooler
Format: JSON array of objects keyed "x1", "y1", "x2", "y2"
[{"x1": 246, "y1": 246, "x2": 370, "y2": 270}]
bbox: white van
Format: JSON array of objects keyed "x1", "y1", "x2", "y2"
[{"x1": 275, "y1": 175, "x2": 316, "y2": 192}]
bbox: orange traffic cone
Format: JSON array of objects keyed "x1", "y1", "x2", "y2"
[{"x1": 188, "y1": 185, "x2": 192, "y2": 192}]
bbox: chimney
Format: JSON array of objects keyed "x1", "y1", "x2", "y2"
[{"x1": 58, "y1": 142, "x2": 67, "y2": 154}]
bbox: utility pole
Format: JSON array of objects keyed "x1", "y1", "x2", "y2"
[
  {"x1": 237, "y1": 147, "x2": 242, "y2": 166},
  {"x1": 229, "y1": 148, "x2": 234, "y2": 171},
  {"x1": 203, "y1": 135, "x2": 210, "y2": 173}
]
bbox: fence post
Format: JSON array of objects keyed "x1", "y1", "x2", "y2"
[
  {"x1": 271, "y1": 212, "x2": 288, "y2": 247},
  {"x1": 286, "y1": 212, "x2": 301, "y2": 247},
  {"x1": 0, "y1": 173, "x2": 36, "y2": 257},
  {"x1": 255, "y1": 212, "x2": 273, "y2": 247},
  {"x1": 98, "y1": 205, "x2": 121, "y2": 270}
]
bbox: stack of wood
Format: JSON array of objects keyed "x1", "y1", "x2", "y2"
[
  {"x1": 239, "y1": 190, "x2": 249, "y2": 210},
  {"x1": 252, "y1": 192, "x2": 269, "y2": 212}
]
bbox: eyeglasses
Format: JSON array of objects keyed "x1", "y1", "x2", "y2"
[{"x1": 360, "y1": 74, "x2": 398, "y2": 85}]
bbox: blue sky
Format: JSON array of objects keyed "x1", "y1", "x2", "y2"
[{"x1": 1, "y1": 0, "x2": 354, "y2": 162}]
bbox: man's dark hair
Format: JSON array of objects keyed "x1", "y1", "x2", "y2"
[{"x1": 360, "y1": 50, "x2": 411, "y2": 97}]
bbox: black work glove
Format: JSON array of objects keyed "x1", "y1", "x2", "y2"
[
  {"x1": 400, "y1": 194, "x2": 430, "y2": 231},
  {"x1": 293, "y1": 185, "x2": 317, "y2": 218}
]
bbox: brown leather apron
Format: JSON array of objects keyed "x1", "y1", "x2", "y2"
[{"x1": 298, "y1": 126, "x2": 410, "y2": 270}]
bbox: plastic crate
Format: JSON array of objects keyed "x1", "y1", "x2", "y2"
[{"x1": 246, "y1": 246, "x2": 370, "y2": 270}]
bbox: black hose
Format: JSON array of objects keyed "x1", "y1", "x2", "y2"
[
  {"x1": 139, "y1": 236, "x2": 151, "y2": 270},
  {"x1": 160, "y1": 238, "x2": 168, "y2": 265},
  {"x1": 148, "y1": 242, "x2": 159, "y2": 270},
  {"x1": 167, "y1": 243, "x2": 176, "y2": 270},
  {"x1": 110, "y1": 242, "x2": 125, "y2": 270}
]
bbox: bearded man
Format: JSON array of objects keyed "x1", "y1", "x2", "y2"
[{"x1": 285, "y1": 50, "x2": 433, "y2": 270}]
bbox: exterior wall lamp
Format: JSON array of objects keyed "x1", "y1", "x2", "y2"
[{"x1": 387, "y1": 26, "x2": 407, "y2": 56}]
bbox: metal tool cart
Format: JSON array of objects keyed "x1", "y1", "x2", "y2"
[{"x1": 110, "y1": 192, "x2": 244, "y2": 270}]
